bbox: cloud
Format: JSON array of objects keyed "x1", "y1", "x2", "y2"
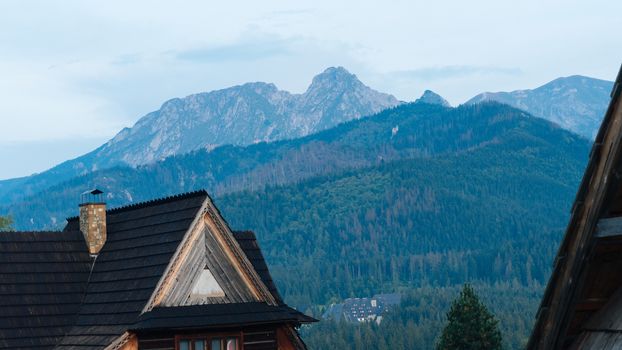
[
  {"x1": 110, "y1": 53, "x2": 144, "y2": 66},
  {"x1": 175, "y1": 36, "x2": 295, "y2": 63},
  {"x1": 391, "y1": 65, "x2": 523, "y2": 81},
  {"x1": 1, "y1": 0, "x2": 621, "y2": 179}
]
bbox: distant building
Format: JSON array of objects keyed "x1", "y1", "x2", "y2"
[
  {"x1": 322, "y1": 293, "x2": 401, "y2": 323},
  {"x1": 0, "y1": 190, "x2": 316, "y2": 350}
]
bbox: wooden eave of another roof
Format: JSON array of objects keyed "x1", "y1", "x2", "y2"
[{"x1": 528, "y1": 64, "x2": 622, "y2": 349}]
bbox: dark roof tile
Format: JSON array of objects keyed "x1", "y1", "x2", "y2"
[
  {"x1": 0, "y1": 190, "x2": 306, "y2": 349},
  {"x1": 0, "y1": 230, "x2": 92, "y2": 350},
  {"x1": 132, "y1": 302, "x2": 316, "y2": 331},
  {"x1": 233, "y1": 231, "x2": 284, "y2": 304},
  {"x1": 56, "y1": 191, "x2": 208, "y2": 349}
]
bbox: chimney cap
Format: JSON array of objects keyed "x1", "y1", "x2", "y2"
[
  {"x1": 83, "y1": 189, "x2": 103, "y2": 195},
  {"x1": 80, "y1": 188, "x2": 105, "y2": 204}
]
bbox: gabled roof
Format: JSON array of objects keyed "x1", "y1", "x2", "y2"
[
  {"x1": 528, "y1": 65, "x2": 622, "y2": 349},
  {"x1": 56, "y1": 190, "x2": 208, "y2": 349},
  {"x1": 0, "y1": 231, "x2": 92, "y2": 350},
  {"x1": 0, "y1": 189, "x2": 311, "y2": 350}
]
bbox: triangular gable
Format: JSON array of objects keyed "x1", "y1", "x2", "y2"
[
  {"x1": 145, "y1": 194, "x2": 277, "y2": 310},
  {"x1": 56, "y1": 190, "x2": 210, "y2": 350}
]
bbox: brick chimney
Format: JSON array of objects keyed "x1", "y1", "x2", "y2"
[{"x1": 79, "y1": 189, "x2": 107, "y2": 255}]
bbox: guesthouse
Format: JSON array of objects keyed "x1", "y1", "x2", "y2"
[{"x1": 0, "y1": 190, "x2": 315, "y2": 350}]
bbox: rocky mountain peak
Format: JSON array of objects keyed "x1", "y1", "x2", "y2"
[
  {"x1": 239, "y1": 81, "x2": 280, "y2": 94},
  {"x1": 465, "y1": 75, "x2": 613, "y2": 139},
  {"x1": 306, "y1": 66, "x2": 363, "y2": 92},
  {"x1": 33, "y1": 66, "x2": 399, "y2": 177},
  {"x1": 414, "y1": 90, "x2": 451, "y2": 107}
]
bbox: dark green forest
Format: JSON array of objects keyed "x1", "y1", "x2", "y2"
[
  {"x1": 0, "y1": 102, "x2": 592, "y2": 348},
  {"x1": 300, "y1": 284, "x2": 539, "y2": 349},
  {"x1": 217, "y1": 142, "x2": 581, "y2": 306},
  {"x1": 214, "y1": 121, "x2": 588, "y2": 347},
  {"x1": 0, "y1": 102, "x2": 588, "y2": 231}
]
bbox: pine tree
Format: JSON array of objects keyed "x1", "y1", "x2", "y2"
[
  {"x1": 0, "y1": 215, "x2": 13, "y2": 232},
  {"x1": 436, "y1": 284, "x2": 503, "y2": 350}
]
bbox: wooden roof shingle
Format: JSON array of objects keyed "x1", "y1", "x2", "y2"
[
  {"x1": 0, "y1": 190, "x2": 310, "y2": 350},
  {"x1": 233, "y1": 231, "x2": 284, "y2": 305},
  {"x1": 0, "y1": 231, "x2": 93, "y2": 350},
  {"x1": 55, "y1": 191, "x2": 208, "y2": 350}
]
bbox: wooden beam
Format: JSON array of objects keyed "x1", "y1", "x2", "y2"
[
  {"x1": 574, "y1": 298, "x2": 609, "y2": 311},
  {"x1": 596, "y1": 216, "x2": 622, "y2": 238}
]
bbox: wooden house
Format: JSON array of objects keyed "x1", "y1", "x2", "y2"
[
  {"x1": 528, "y1": 65, "x2": 622, "y2": 349},
  {"x1": 0, "y1": 190, "x2": 316, "y2": 350}
]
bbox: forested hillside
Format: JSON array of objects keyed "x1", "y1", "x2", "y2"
[
  {"x1": 217, "y1": 137, "x2": 585, "y2": 306},
  {"x1": 1, "y1": 102, "x2": 588, "y2": 232},
  {"x1": 300, "y1": 284, "x2": 541, "y2": 349},
  {"x1": 214, "y1": 119, "x2": 588, "y2": 347},
  {"x1": 0, "y1": 102, "x2": 591, "y2": 348}
]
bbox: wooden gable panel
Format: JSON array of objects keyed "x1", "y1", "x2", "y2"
[
  {"x1": 157, "y1": 216, "x2": 257, "y2": 306},
  {"x1": 149, "y1": 197, "x2": 277, "y2": 309}
]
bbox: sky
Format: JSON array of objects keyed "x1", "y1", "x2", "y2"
[{"x1": 0, "y1": 0, "x2": 621, "y2": 179}]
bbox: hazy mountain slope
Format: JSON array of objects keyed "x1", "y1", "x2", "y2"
[
  {"x1": 466, "y1": 75, "x2": 613, "y2": 138},
  {"x1": 97, "y1": 67, "x2": 399, "y2": 168},
  {"x1": 0, "y1": 67, "x2": 398, "y2": 204},
  {"x1": 414, "y1": 90, "x2": 451, "y2": 107},
  {"x1": 1, "y1": 102, "x2": 589, "y2": 232}
]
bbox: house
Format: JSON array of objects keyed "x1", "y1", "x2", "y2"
[
  {"x1": 528, "y1": 65, "x2": 622, "y2": 349},
  {"x1": 322, "y1": 293, "x2": 400, "y2": 323},
  {"x1": 0, "y1": 189, "x2": 316, "y2": 350}
]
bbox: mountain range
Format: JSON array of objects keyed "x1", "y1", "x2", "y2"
[
  {"x1": 0, "y1": 68, "x2": 613, "y2": 225},
  {"x1": 466, "y1": 75, "x2": 613, "y2": 138},
  {"x1": 0, "y1": 67, "x2": 400, "y2": 204},
  {"x1": 0, "y1": 67, "x2": 610, "y2": 348},
  {"x1": 0, "y1": 100, "x2": 592, "y2": 349},
  {"x1": 92, "y1": 66, "x2": 400, "y2": 168}
]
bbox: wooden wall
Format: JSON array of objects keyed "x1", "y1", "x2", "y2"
[
  {"x1": 137, "y1": 326, "x2": 279, "y2": 350},
  {"x1": 159, "y1": 223, "x2": 257, "y2": 307},
  {"x1": 570, "y1": 286, "x2": 622, "y2": 349}
]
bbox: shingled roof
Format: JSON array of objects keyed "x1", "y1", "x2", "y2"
[
  {"x1": 56, "y1": 191, "x2": 208, "y2": 349},
  {"x1": 0, "y1": 231, "x2": 92, "y2": 350},
  {"x1": 233, "y1": 231, "x2": 283, "y2": 305},
  {"x1": 0, "y1": 190, "x2": 311, "y2": 350}
]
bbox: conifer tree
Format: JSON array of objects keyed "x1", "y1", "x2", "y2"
[
  {"x1": 0, "y1": 215, "x2": 13, "y2": 231},
  {"x1": 436, "y1": 284, "x2": 503, "y2": 350}
]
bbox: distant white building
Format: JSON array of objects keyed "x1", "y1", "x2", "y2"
[{"x1": 322, "y1": 293, "x2": 401, "y2": 324}]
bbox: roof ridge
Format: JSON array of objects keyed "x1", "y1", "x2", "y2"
[{"x1": 66, "y1": 190, "x2": 208, "y2": 221}]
